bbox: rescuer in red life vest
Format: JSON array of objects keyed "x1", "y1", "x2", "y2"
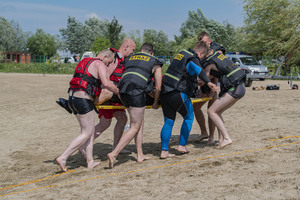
[
  {"x1": 89, "y1": 39, "x2": 136, "y2": 155},
  {"x1": 56, "y1": 49, "x2": 119, "y2": 172},
  {"x1": 56, "y1": 39, "x2": 136, "y2": 157}
]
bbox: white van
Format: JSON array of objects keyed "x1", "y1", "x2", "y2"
[{"x1": 81, "y1": 51, "x2": 95, "y2": 61}]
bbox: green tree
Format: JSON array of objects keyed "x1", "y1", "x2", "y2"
[
  {"x1": 175, "y1": 8, "x2": 238, "y2": 52},
  {"x1": 60, "y1": 16, "x2": 86, "y2": 54},
  {"x1": 0, "y1": 17, "x2": 17, "y2": 51},
  {"x1": 27, "y1": 29, "x2": 57, "y2": 57},
  {"x1": 143, "y1": 29, "x2": 170, "y2": 56},
  {"x1": 243, "y1": 0, "x2": 300, "y2": 66},
  {"x1": 127, "y1": 30, "x2": 143, "y2": 51},
  {"x1": 91, "y1": 36, "x2": 111, "y2": 55},
  {"x1": 10, "y1": 20, "x2": 29, "y2": 52},
  {"x1": 107, "y1": 17, "x2": 123, "y2": 48},
  {"x1": 84, "y1": 17, "x2": 109, "y2": 50}
]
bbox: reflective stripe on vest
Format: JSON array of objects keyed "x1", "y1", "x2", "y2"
[
  {"x1": 122, "y1": 71, "x2": 148, "y2": 82},
  {"x1": 164, "y1": 72, "x2": 180, "y2": 81}
]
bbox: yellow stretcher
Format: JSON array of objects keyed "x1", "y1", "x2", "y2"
[{"x1": 95, "y1": 97, "x2": 212, "y2": 109}]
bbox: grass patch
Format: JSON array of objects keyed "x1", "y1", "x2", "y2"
[{"x1": 0, "y1": 63, "x2": 76, "y2": 74}]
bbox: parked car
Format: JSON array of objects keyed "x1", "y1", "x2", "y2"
[
  {"x1": 226, "y1": 54, "x2": 269, "y2": 81},
  {"x1": 64, "y1": 57, "x2": 76, "y2": 63},
  {"x1": 81, "y1": 51, "x2": 95, "y2": 61}
]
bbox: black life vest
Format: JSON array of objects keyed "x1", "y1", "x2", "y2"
[
  {"x1": 202, "y1": 52, "x2": 246, "y2": 94},
  {"x1": 69, "y1": 58, "x2": 102, "y2": 98},
  {"x1": 109, "y1": 48, "x2": 125, "y2": 83},
  {"x1": 119, "y1": 52, "x2": 162, "y2": 95},
  {"x1": 210, "y1": 42, "x2": 226, "y2": 54},
  {"x1": 162, "y1": 49, "x2": 199, "y2": 97}
]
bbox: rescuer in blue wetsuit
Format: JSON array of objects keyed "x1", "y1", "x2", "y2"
[{"x1": 159, "y1": 42, "x2": 217, "y2": 159}]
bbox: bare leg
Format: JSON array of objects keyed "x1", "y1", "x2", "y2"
[
  {"x1": 193, "y1": 102, "x2": 209, "y2": 141},
  {"x1": 81, "y1": 116, "x2": 112, "y2": 160},
  {"x1": 134, "y1": 119, "x2": 151, "y2": 162},
  {"x1": 207, "y1": 93, "x2": 238, "y2": 149},
  {"x1": 113, "y1": 111, "x2": 131, "y2": 154},
  {"x1": 57, "y1": 111, "x2": 99, "y2": 171},
  {"x1": 107, "y1": 107, "x2": 145, "y2": 168},
  {"x1": 207, "y1": 95, "x2": 217, "y2": 145}
]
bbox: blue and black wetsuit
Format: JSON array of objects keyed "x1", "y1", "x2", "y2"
[{"x1": 160, "y1": 49, "x2": 211, "y2": 151}]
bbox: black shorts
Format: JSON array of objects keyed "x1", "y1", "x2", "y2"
[
  {"x1": 68, "y1": 96, "x2": 94, "y2": 115},
  {"x1": 227, "y1": 83, "x2": 246, "y2": 99},
  {"x1": 120, "y1": 92, "x2": 154, "y2": 108},
  {"x1": 160, "y1": 90, "x2": 188, "y2": 120}
]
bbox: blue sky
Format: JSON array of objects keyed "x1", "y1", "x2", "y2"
[{"x1": 0, "y1": 0, "x2": 245, "y2": 40}]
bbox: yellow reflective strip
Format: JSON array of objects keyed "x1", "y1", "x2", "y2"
[
  {"x1": 165, "y1": 72, "x2": 180, "y2": 81},
  {"x1": 182, "y1": 49, "x2": 194, "y2": 56},
  {"x1": 226, "y1": 68, "x2": 240, "y2": 77},
  {"x1": 122, "y1": 72, "x2": 147, "y2": 81},
  {"x1": 206, "y1": 52, "x2": 218, "y2": 61}
]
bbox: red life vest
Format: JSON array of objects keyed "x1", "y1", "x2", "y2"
[
  {"x1": 110, "y1": 48, "x2": 125, "y2": 83},
  {"x1": 69, "y1": 58, "x2": 102, "y2": 97}
]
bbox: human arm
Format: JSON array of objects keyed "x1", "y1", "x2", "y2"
[
  {"x1": 203, "y1": 63, "x2": 218, "y2": 92},
  {"x1": 152, "y1": 65, "x2": 162, "y2": 109},
  {"x1": 97, "y1": 62, "x2": 120, "y2": 96},
  {"x1": 106, "y1": 58, "x2": 119, "y2": 78},
  {"x1": 186, "y1": 58, "x2": 217, "y2": 93}
]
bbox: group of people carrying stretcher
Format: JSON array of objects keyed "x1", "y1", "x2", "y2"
[{"x1": 55, "y1": 31, "x2": 246, "y2": 171}]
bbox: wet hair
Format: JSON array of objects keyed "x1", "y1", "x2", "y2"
[
  {"x1": 193, "y1": 41, "x2": 209, "y2": 55},
  {"x1": 197, "y1": 31, "x2": 209, "y2": 41},
  {"x1": 140, "y1": 43, "x2": 154, "y2": 54}
]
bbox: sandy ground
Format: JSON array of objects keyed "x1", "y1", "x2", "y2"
[{"x1": 0, "y1": 73, "x2": 299, "y2": 200}]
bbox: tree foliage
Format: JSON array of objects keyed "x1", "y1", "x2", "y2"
[
  {"x1": 143, "y1": 29, "x2": 170, "y2": 56},
  {"x1": 242, "y1": 0, "x2": 300, "y2": 65},
  {"x1": 107, "y1": 17, "x2": 123, "y2": 48},
  {"x1": 0, "y1": 17, "x2": 29, "y2": 52},
  {"x1": 91, "y1": 36, "x2": 111, "y2": 55},
  {"x1": 84, "y1": 17, "x2": 109, "y2": 50},
  {"x1": 27, "y1": 29, "x2": 57, "y2": 56},
  {"x1": 0, "y1": 17, "x2": 16, "y2": 51},
  {"x1": 60, "y1": 16, "x2": 121, "y2": 54},
  {"x1": 59, "y1": 16, "x2": 86, "y2": 54},
  {"x1": 127, "y1": 30, "x2": 143, "y2": 51},
  {"x1": 174, "y1": 8, "x2": 239, "y2": 54}
]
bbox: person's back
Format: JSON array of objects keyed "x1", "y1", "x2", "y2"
[{"x1": 107, "y1": 43, "x2": 162, "y2": 168}]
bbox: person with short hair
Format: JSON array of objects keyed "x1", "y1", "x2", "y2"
[
  {"x1": 159, "y1": 42, "x2": 217, "y2": 159},
  {"x1": 56, "y1": 49, "x2": 119, "y2": 172},
  {"x1": 107, "y1": 43, "x2": 163, "y2": 168},
  {"x1": 193, "y1": 31, "x2": 225, "y2": 144},
  {"x1": 197, "y1": 41, "x2": 246, "y2": 148},
  {"x1": 85, "y1": 39, "x2": 136, "y2": 156},
  {"x1": 57, "y1": 39, "x2": 136, "y2": 158},
  {"x1": 197, "y1": 31, "x2": 225, "y2": 54}
]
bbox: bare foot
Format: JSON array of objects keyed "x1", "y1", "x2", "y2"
[
  {"x1": 160, "y1": 151, "x2": 175, "y2": 159},
  {"x1": 56, "y1": 156, "x2": 68, "y2": 172},
  {"x1": 87, "y1": 160, "x2": 101, "y2": 169},
  {"x1": 137, "y1": 155, "x2": 151, "y2": 163},
  {"x1": 177, "y1": 146, "x2": 190, "y2": 154},
  {"x1": 107, "y1": 152, "x2": 116, "y2": 169},
  {"x1": 207, "y1": 139, "x2": 217, "y2": 145},
  {"x1": 194, "y1": 134, "x2": 209, "y2": 142},
  {"x1": 216, "y1": 139, "x2": 232, "y2": 149},
  {"x1": 119, "y1": 148, "x2": 131, "y2": 154}
]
